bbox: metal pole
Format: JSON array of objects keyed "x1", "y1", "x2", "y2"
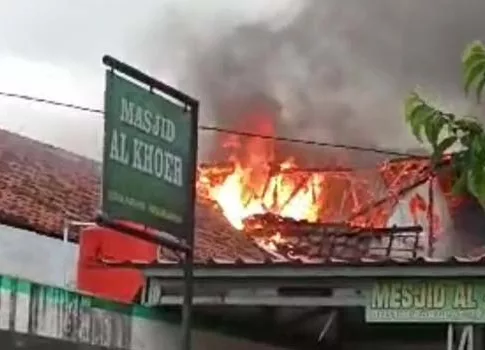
[
  {"x1": 181, "y1": 248, "x2": 194, "y2": 350},
  {"x1": 62, "y1": 219, "x2": 70, "y2": 287},
  {"x1": 317, "y1": 309, "x2": 337, "y2": 342},
  {"x1": 448, "y1": 324, "x2": 454, "y2": 350},
  {"x1": 180, "y1": 101, "x2": 199, "y2": 350},
  {"x1": 62, "y1": 220, "x2": 95, "y2": 288},
  {"x1": 427, "y1": 175, "x2": 435, "y2": 257}
]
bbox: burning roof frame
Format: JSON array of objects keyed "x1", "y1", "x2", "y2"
[{"x1": 197, "y1": 154, "x2": 441, "y2": 263}]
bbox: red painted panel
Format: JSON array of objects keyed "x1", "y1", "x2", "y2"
[{"x1": 77, "y1": 224, "x2": 157, "y2": 303}]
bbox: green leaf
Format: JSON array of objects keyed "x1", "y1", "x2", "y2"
[
  {"x1": 436, "y1": 136, "x2": 457, "y2": 154},
  {"x1": 462, "y1": 139, "x2": 485, "y2": 200},
  {"x1": 471, "y1": 137, "x2": 485, "y2": 166},
  {"x1": 467, "y1": 168, "x2": 481, "y2": 198},
  {"x1": 430, "y1": 136, "x2": 457, "y2": 167},
  {"x1": 408, "y1": 104, "x2": 435, "y2": 142},
  {"x1": 455, "y1": 118, "x2": 483, "y2": 134},
  {"x1": 460, "y1": 134, "x2": 473, "y2": 148},
  {"x1": 464, "y1": 51, "x2": 485, "y2": 68},
  {"x1": 464, "y1": 59, "x2": 485, "y2": 95},
  {"x1": 452, "y1": 171, "x2": 467, "y2": 195},
  {"x1": 404, "y1": 93, "x2": 422, "y2": 122},
  {"x1": 472, "y1": 135, "x2": 484, "y2": 152},
  {"x1": 463, "y1": 41, "x2": 485, "y2": 55},
  {"x1": 476, "y1": 74, "x2": 485, "y2": 102},
  {"x1": 463, "y1": 41, "x2": 485, "y2": 66},
  {"x1": 465, "y1": 145, "x2": 485, "y2": 201},
  {"x1": 463, "y1": 44, "x2": 485, "y2": 68},
  {"x1": 425, "y1": 117, "x2": 447, "y2": 146}
]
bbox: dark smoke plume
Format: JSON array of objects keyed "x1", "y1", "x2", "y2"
[
  {"x1": 138, "y1": 0, "x2": 485, "y2": 163},
  {"x1": 136, "y1": 0, "x2": 485, "y2": 255}
]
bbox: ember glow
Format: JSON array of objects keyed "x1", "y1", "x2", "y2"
[{"x1": 202, "y1": 160, "x2": 324, "y2": 230}]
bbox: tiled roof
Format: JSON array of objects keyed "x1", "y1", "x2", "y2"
[
  {"x1": 0, "y1": 127, "x2": 459, "y2": 264},
  {"x1": 0, "y1": 129, "x2": 99, "y2": 236},
  {"x1": 102, "y1": 250, "x2": 485, "y2": 268},
  {"x1": 0, "y1": 128, "x2": 269, "y2": 262}
]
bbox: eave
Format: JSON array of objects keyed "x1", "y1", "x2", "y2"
[
  {"x1": 101, "y1": 258, "x2": 485, "y2": 307},
  {"x1": 137, "y1": 259, "x2": 485, "y2": 279}
]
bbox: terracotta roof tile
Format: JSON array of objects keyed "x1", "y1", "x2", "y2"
[
  {"x1": 102, "y1": 252, "x2": 485, "y2": 268},
  {"x1": 0, "y1": 128, "x2": 270, "y2": 262},
  {"x1": 0, "y1": 128, "x2": 438, "y2": 264}
]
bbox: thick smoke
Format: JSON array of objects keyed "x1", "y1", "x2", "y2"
[
  {"x1": 139, "y1": 0, "x2": 485, "y2": 256},
  {"x1": 142, "y1": 0, "x2": 485, "y2": 163}
]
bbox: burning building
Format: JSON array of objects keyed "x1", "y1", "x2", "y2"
[
  {"x1": 1, "y1": 124, "x2": 485, "y2": 348},
  {"x1": 193, "y1": 94, "x2": 463, "y2": 263}
]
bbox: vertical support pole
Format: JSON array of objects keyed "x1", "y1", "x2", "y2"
[
  {"x1": 181, "y1": 249, "x2": 194, "y2": 350},
  {"x1": 317, "y1": 310, "x2": 337, "y2": 343},
  {"x1": 62, "y1": 218, "x2": 70, "y2": 287},
  {"x1": 458, "y1": 325, "x2": 473, "y2": 350},
  {"x1": 448, "y1": 324, "x2": 476, "y2": 350},
  {"x1": 448, "y1": 324, "x2": 454, "y2": 350},
  {"x1": 427, "y1": 175, "x2": 435, "y2": 257},
  {"x1": 180, "y1": 101, "x2": 199, "y2": 350}
]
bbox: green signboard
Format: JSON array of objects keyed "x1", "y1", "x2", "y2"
[
  {"x1": 366, "y1": 280, "x2": 485, "y2": 323},
  {"x1": 102, "y1": 71, "x2": 196, "y2": 239}
]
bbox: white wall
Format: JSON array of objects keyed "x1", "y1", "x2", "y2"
[{"x1": 0, "y1": 224, "x2": 78, "y2": 287}]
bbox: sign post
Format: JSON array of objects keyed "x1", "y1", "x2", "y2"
[{"x1": 100, "y1": 55, "x2": 198, "y2": 350}]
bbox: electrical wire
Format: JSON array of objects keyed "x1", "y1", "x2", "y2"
[
  {"x1": 0, "y1": 91, "x2": 103, "y2": 114},
  {"x1": 0, "y1": 90, "x2": 425, "y2": 158}
]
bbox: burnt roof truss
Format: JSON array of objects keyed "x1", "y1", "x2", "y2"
[{"x1": 243, "y1": 214, "x2": 423, "y2": 261}]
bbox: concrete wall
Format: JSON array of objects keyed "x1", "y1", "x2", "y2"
[
  {"x1": 0, "y1": 224, "x2": 77, "y2": 288},
  {"x1": 0, "y1": 274, "x2": 287, "y2": 350}
]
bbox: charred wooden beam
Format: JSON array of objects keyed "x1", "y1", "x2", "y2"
[
  {"x1": 243, "y1": 213, "x2": 422, "y2": 238},
  {"x1": 347, "y1": 176, "x2": 429, "y2": 222}
]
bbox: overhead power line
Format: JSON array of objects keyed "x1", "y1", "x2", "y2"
[
  {"x1": 198, "y1": 126, "x2": 422, "y2": 158},
  {"x1": 0, "y1": 91, "x2": 103, "y2": 114},
  {"x1": 0, "y1": 90, "x2": 424, "y2": 158}
]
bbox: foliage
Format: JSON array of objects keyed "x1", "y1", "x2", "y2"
[{"x1": 404, "y1": 41, "x2": 485, "y2": 206}]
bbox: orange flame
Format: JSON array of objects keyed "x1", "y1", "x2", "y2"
[
  {"x1": 205, "y1": 161, "x2": 324, "y2": 230},
  {"x1": 198, "y1": 118, "x2": 327, "y2": 232}
]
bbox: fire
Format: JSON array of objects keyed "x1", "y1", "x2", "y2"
[
  {"x1": 197, "y1": 111, "x2": 433, "y2": 234},
  {"x1": 198, "y1": 123, "x2": 328, "y2": 232},
  {"x1": 203, "y1": 160, "x2": 324, "y2": 230}
]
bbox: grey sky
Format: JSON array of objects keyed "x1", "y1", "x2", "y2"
[
  {"x1": 0, "y1": 0, "x2": 296, "y2": 159},
  {"x1": 0, "y1": 0, "x2": 484, "y2": 161}
]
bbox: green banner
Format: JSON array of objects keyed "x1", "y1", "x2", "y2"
[
  {"x1": 366, "y1": 280, "x2": 485, "y2": 323},
  {"x1": 102, "y1": 71, "x2": 195, "y2": 238}
]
